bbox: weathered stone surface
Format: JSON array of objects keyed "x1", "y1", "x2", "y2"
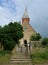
[{"x1": 10, "y1": 45, "x2": 32, "y2": 65}]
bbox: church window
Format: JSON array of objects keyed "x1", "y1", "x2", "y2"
[{"x1": 24, "y1": 27, "x2": 27, "y2": 31}]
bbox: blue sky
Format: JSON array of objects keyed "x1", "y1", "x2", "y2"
[{"x1": 0, "y1": 0, "x2": 48, "y2": 37}]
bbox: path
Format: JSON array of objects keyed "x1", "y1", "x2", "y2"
[{"x1": 9, "y1": 45, "x2": 32, "y2": 65}]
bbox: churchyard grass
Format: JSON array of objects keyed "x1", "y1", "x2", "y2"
[
  {"x1": 31, "y1": 47, "x2": 48, "y2": 64},
  {"x1": 0, "y1": 50, "x2": 11, "y2": 64}
]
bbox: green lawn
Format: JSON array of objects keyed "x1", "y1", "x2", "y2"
[
  {"x1": 0, "y1": 50, "x2": 11, "y2": 64},
  {"x1": 31, "y1": 47, "x2": 48, "y2": 64},
  {"x1": 0, "y1": 47, "x2": 48, "y2": 65}
]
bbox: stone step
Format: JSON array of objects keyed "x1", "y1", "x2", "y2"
[
  {"x1": 12, "y1": 52, "x2": 26, "y2": 55},
  {"x1": 10, "y1": 58, "x2": 32, "y2": 64},
  {"x1": 11, "y1": 57, "x2": 27, "y2": 59},
  {"x1": 10, "y1": 47, "x2": 32, "y2": 65},
  {"x1": 10, "y1": 60, "x2": 32, "y2": 63},
  {"x1": 11, "y1": 58, "x2": 31, "y2": 61},
  {"x1": 12, "y1": 54, "x2": 26, "y2": 56},
  {"x1": 12, "y1": 55, "x2": 27, "y2": 59},
  {"x1": 11, "y1": 53, "x2": 28, "y2": 58}
]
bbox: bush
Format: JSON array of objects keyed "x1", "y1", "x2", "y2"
[
  {"x1": 0, "y1": 50, "x2": 10, "y2": 55},
  {"x1": 42, "y1": 37, "x2": 48, "y2": 46},
  {"x1": 30, "y1": 50, "x2": 48, "y2": 61},
  {"x1": 40, "y1": 51, "x2": 48, "y2": 60},
  {"x1": 30, "y1": 33, "x2": 42, "y2": 41},
  {"x1": 0, "y1": 22, "x2": 23, "y2": 51},
  {"x1": 3, "y1": 39, "x2": 16, "y2": 51}
]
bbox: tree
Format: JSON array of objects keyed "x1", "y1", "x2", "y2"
[
  {"x1": 30, "y1": 33, "x2": 42, "y2": 41},
  {"x1": 42, "y1": 37, "x2": 48, "y2": 46},
  {"x1": 0, "y1": 22, "x2": 23, "y2": 51}
]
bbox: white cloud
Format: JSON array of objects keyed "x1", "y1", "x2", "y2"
[
  {"x1": 0, "y1": 6, "x2": 16, "y2": 26},
  {"x1": 0, "y1": 0, "x2": 48, "y2": 37}
]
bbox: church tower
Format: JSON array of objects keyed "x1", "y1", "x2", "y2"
[
  {"x1": 21, "y1": 8, "x2": 36, "y2": 43},
  {"x1": 20, "y1": 8, "x2": 36, "y2": 45},
  {"x1": 22, "y1": 8, "x2": 30, "y2": 25},
  {"x1": 12, "y1": 8, "x2": 36, "y2": 54}
]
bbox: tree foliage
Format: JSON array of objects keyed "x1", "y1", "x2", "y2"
[
  {"x1": 30, "y1": 33, "x2": 42, "y2": 41},
  {"x1": 0, "y1": 22, "x2": 23, "y2": 51},
  {"x1": 42, "y1": 37, "x2": 48, "y2": 46}
]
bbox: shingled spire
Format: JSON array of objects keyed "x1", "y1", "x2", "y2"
[
  {"x1": 23, "y1": 8, "x2": 29, "y2": 18},
  {"x1": 22, "y1": 8, "x2": 30, "y2": 24}
]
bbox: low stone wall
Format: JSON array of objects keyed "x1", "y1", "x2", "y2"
[{"x1": 30, "y1": 41, "x2": 42, "y2": 47}]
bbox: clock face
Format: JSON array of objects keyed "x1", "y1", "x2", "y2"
[{"x1": 24, "y1": 27, "x2": 27, "y2": 31}]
